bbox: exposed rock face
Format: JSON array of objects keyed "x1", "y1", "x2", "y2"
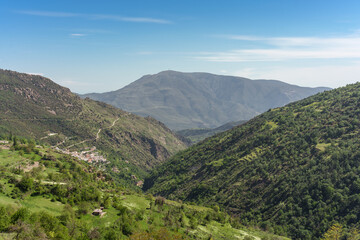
[{"x1": 0, "y1": 69, "x2": 188, "y2": 174}]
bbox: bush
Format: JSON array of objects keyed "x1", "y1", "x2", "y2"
[
  {"x1": 17, "y1": 176, "x2": 34, "y2": 192},
  {"x1": 11, "y1": 208, "x2": 30, "y2": 223},
  {"x1": 155, "y1": 196, "x2": 165, "y2": 207}
]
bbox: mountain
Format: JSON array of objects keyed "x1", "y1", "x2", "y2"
[
  {"x1": 177, "y1": 120, "x2": 247, "y2": 144},
  {"x1": 82, "y1": 70, "x2": 330, "y2": 130},
  {"x1": 144, "y1": 82, "x2": 360, "y2": 239},
  {"x1": 0, "y1": 137, "x2": 288, "y2": 239},
  {"x1": 0, "y1": 69, "x2": 187, "y2": 185}
]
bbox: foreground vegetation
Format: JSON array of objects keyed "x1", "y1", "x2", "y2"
[
  {"x1": 145, "y1": 83, "x2": 360, "y2": 239},
  {"x1": 0, "y1": 137, "x2": 285, "y2": 239}
]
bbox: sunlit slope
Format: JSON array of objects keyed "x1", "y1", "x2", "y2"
[{"x1": 145, "y1": 82, "x2": 360, "y2": 238}]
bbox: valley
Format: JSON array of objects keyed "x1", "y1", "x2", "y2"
[
  {"x1": 2, "y1": 1, "x2": 359, "y2": 239},
  {"x1": 0, "y1": 68, "x2": 355, "y2": 239}
]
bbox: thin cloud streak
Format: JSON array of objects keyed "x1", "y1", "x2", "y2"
[
  {"x1": 91, "y1": 14, "x2": 171, "y2": 24},
  {"x1": 26, "y1": 73, "x2": 44, "y2": 76},
  {"x1": 17, "y1": 10, "x2": 171, "y2": 24},
  {"x1": 236, "y1": 64, "x2": 360, "y2": 88},
  {"x1": 228, "y1": 35, "x2": 360, "y2": 47},
  {"x1": 198, "y1": 35, "x2": 360, "y2": 62},
  {"x1": 70, "y1": 33, "x2": 86, "y2": 37}
]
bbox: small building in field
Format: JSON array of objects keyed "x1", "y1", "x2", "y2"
[{"x1": 92, "y1": 207, "x2": 106, "y2": 217}]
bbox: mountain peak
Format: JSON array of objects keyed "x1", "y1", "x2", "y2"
[{"x1": 83, "y1": 71, "x2": 330, "y2": 130}]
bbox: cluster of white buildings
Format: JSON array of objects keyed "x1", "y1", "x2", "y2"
[{"x1": 54, "y1": 146, "x2": 108, "y2": 164}]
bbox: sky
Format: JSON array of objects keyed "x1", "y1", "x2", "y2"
[{"x1": 1, "y1": 0, "x2": 360, "y2": 93}]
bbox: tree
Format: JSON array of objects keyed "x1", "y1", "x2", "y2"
[
  {"x1": 17, "y1": 176, "x2": 34, "y2": 192},
  {"x1": 321, "y1": 223, "x2": 342, "y2": 240},
  {"x1": 155, "y1": 196, "x2": 165, "y2": 207},
  {"x1": 0, "y1": 206, "x2": 10, "y2": 231},
  {"x1": 11, "y1": 208, "x2": 30, "y2": 224}
]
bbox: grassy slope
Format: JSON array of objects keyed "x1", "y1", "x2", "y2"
[
  {"x1": 0, "y1": 142, "x2": 286, "y2": 240},
  {"x1": 145, "y1": 83, "x2": 360, "y2": 239}
]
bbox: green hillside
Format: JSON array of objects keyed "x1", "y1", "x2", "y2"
[
  {"x1": 0, "y1": 69, "x2": 188, "y2": 186},
  {"x1": 0, "y1": 138, "x2": 286, "y2": 240},
  {"x1": 145, "y1": 83, "x2": 360, "y2": 239}
]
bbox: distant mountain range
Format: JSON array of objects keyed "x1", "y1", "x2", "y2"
[
  {"x1": 82, "y1": 71, "x2": 330, "y2": 130},
  {"x1": 0, "y1": 69, "x2": 187, "y2": 185}
]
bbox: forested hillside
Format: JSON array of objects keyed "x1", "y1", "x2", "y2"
[{"x1": 145, "y1": 82, "x2": 360, "y2": 239}]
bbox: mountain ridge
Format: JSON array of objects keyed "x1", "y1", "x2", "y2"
[{"x1": 82, "y1": 70, "x2": 330, "y2": 130}]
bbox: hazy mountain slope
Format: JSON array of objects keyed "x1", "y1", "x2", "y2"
[
  {"x1": 176, "y1": 120, "x2": 247, "y2": 144},
  {"x1": 144, "y1": 82, "x2": 360, "y2": 238},
  {"x1": 0, "y1": 69, "x2": 187, "y2": 182},
  {"x1": 82, "y1": 70, "x2": 330, "y2": 130}
]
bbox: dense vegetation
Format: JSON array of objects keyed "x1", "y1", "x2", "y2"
[
  {"x1": 145, "y1": 82, "x2": 360, "y2": 239},
  {"x1": 0, "y1": 69, "x2": 188, "y2": 187},
  {"x1": 82, "y1": 70, "x2": 329, "y2": 130},
  {"x1": 0, "y1": 137, "x2": 286, "y2": 239}
]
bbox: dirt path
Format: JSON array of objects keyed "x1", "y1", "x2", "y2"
[
  {"x1": 96, "y1": 117, "x2": 120, "y2": 140},
  {"x1": 96, "y1": 128, "x2": 102, "y2": 140},
  {"x1": 66, "y1": 139, "x2": 92, "y2": 149},
  {"x1": 56, "y1": 137, "x2": 72, "y2": 147},
  {"x1": 41, "y1": 180, "x2": 67, "y2": 185},
  {"x1": 110, "y1": 118, "x2": 120, "y2": 127},
  {"x1": 67, "y1": 117, "x2": 120, "y2": 148}
]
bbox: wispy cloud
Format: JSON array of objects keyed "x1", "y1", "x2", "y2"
[
  {"x1": 17, "y1": 10, "x2": 171, "y2": 24},
  {"x1": 70, "y1": 33, "x2": 86, "y2": 37},
  {"x1": 90, "y1": 14, "x2": 171, "y2": 24},
  {"x1": 232, "y1": 63, "x2": 360, "y2": 88},
  {"x1": 26, "y1": 72, "x2": 44, "y2": 76},
  {"x1": 197, "y1": 35, "x2": 360, "y2": 62}
]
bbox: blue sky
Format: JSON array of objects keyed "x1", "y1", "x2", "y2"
[{"x1": 1, "y1": 0, "x2": 360, "y2": 93}]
